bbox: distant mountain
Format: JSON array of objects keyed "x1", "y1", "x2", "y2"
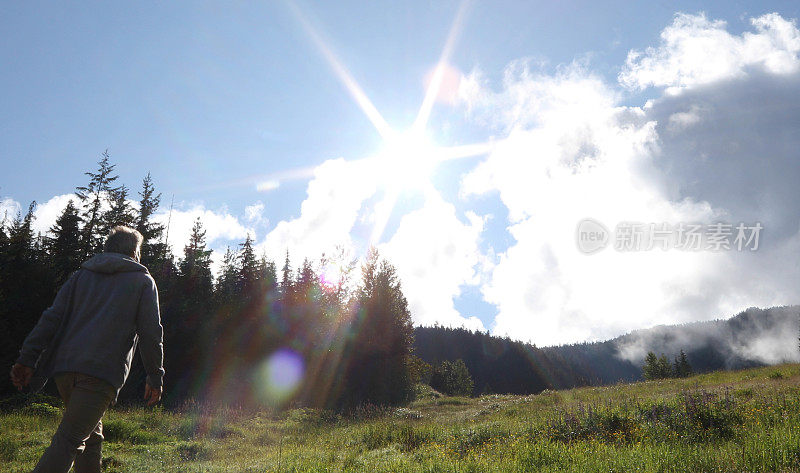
[
  {"x1": 412, "y1": 305, "x2": 800, "y2": 395},
  {"x1": 613, "y1": 305, "x2": 800, "y2": 373}
]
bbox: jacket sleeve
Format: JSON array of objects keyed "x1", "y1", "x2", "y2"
[
  {"x1": 136, "y1": 275, "x2": 165, "y2": 388},
  {"x1": 16, "y1": 271, "x2": 78, "y2": 368}
]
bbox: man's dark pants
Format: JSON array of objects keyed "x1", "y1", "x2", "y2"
[{"x1": 32, "y1": 372, "x2": 115, "y2": 473}]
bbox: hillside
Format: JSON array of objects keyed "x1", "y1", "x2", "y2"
[
  {"x1": 414, "y1": 305, "x2": 800, "y2": 394},
  {"x1": 3, "y1": 364, "x2": 799, "y2": 472}
]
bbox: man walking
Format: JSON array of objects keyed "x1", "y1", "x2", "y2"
[{"x1": 9, "y1": 226, "x2": 165, "y2": 473}]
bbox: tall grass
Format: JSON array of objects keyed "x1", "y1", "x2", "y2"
[{"x1": 1, "y1": 363, "x2": 799, "y2": 472}]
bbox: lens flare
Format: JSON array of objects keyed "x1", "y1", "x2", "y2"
[
  {"x1": 319, "y1": 263, "x2": 343, "y2": 288},
  {"x1": 254, "y1": 348, "x2": 305, "y2": 405}
]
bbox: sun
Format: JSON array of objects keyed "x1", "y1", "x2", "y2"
[
  {"x1": 287, "y1": 0, "x2": 491, "y2": 243},
  {"x1": 376, "y1": 129, "x2": 440, "y2": 191}
]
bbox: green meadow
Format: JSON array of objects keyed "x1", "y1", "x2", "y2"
[{"x1": 2, "y1": 364, "x2": 800, "y2": 472}]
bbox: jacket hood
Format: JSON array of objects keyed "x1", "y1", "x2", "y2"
[{"x1": 82, "y1": 252, "x2": 149, "y2": 274}]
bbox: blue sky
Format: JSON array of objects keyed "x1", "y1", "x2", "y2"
[{"x1": 3, "y1": 1, "x2": 800, "y2": 345}]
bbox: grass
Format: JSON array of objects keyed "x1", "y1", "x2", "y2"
[{"x1": 1, "y1": 363, "x2": 800, "y2": 472}]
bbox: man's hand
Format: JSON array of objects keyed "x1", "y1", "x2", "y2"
[
  {"x1": 143, "y1": 383, "x2": 162, "y2": 406},
  {"x1": 10, "y1": 363, "x2": 33, "y2": 391}
]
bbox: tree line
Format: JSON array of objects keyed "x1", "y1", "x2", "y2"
[
  {"x1": 642, "y1": 350, "x2": 693, "y2": 380},
  {"x1": 4, "y1": 152, "x2": 777, "y2": 408},
  {"x1": 1, "y1": 151, "x2": 415, "y2": 409}
]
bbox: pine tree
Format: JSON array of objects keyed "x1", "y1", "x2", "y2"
[
  {"x1": 102, "y1": 184, "x2": 136, "y2": 234},
  {"x1": 280, "y1": 250, "x2": 293, "y2": 296},
  {"x1": 295, "y1": 258, "x2": 319, "y2": 301},
  {"x1": 136, "y1": 173, "x2": 166, "y2": 267},
  {"x1": 5, "y1": 203, "x2": 37, "y2": 265},
  {"x1": 75, "y1": 150, "x2": 120, "y2": 258},
  {"x1": 643, "y1": 351, "x2": 660, "y2": 380},
  {"x1": 0, "y1": 216, "x2": 8, "y2": 253},
  {"x1": 238, "y1": 234, "x2": 259, "y2": 296},
  {"x1": 258, "y1": 254, "x2": 278, "y2": 295},
  {"x1": 340, "y1": 248, "x2": 415, "y2": 406},
  {"x1": 674, "y1": 349, "x2": 693, "y2": 378},
  {"x1": 0, "y1": 203, "x2": 53, "y2": 384},
  {"x1": 177, "y1": 217, "x2": 214, "y2": 298},
  {"x1": 291, "y1": 258, "x2": 322, "y2": 339},
  {"x1": 215, "y1": 246, "x2": 240, "y2": 304},
  {"x1": 168, "y1": 218, "x2": 215, "y2": 398},
  {"x1": 656, "y1": 354, "x2": 672, "y2": 379},
  {"x1": 46, "y1": 200, "x2": 83, "y2": 285}
]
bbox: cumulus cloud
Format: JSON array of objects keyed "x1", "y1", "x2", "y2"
[
  {"x1": 31, "y1": 194, "x2": 81, "y2": 235},
  {"x1": 0, "y1": 193, "x2": 250, "y2": 267},
  {"x1": 1, "y1": 194, "x2": 90, "y2": 235},
  {"x1": 455, "y1": 12, "x2": 800, "y2": 345},
  {"x1": 253, "y1": 148, "x2": 492, "y2": 331},
  {"x1": 380, "y1": 190, "x2": 486, "y2": 331},
  {"x1": 620, "y1": 12, "x2": 800, "y2": 92},
  {"x1": 245, "y1": 202, "x2": 266, "y2": 224},
  {"x1": 0, "y1": 197, "x2": 22, "y2": 225},
  {"x1": 256, "y1": 158, "x2": 377, "y2": 264},
  {"x1": 153, "y1": 204, "x2": 251, "y2": 255}
]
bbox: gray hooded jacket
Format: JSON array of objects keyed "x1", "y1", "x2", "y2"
[{"x1": 16, "y1": 253, "x2": 165, "y2": 398}]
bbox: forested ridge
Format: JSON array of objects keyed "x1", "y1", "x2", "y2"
[{"x1": 414, "y1": 305, "x2": 800, "y2": 395}]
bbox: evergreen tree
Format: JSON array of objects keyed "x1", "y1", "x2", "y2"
[
  {"x1": 164, "y1": 218, "x2": 215, "y2": 400},
  {"x1": 4, "y1": 204, "x2": 37, "y2": 269},
  {"x1": 295, "y1": 258, "x2": 319, "y2": 304},
  {"x1": 339, "y1": 248, "x2": 415, "y2": 407},
  {"x1": 215, "y1": 246, "x2": 240, "y2": 305},
  {"x1": 656, "y1": 354, "x2": 672, "y2": 379},
  {"x1": 258, "y1": 254, "x2": 278, "y2": 296},
  {"x1": 238, "y1": 234, "x2": 259, "y2": 296},
  {"x1": 280, "y1": 250, "x2": 293, "y2": 297},
  {"x1": 643, "y1": 352, "x2": 675, "y2": 380},
  {"x1": 102, "y1": 184, "x2": 136, "y2": 234},
  {"x1": 46, "y1": 200, "x2": 83, "y2": 285},
  {"x1": 292, "y1": 258, "x2": 322, "y2": 339},
  {"x1": 643, "y1": 351, "x2": 661, "y2": 380},
  {"x1": 136, "y1": 173, "x2": 166, "y2": 268},
  {"x1": 0, "y1": 203, "x2": 53, "y2": 391},
  {"x1": 75, "y1": 150, "x2": 120, "y2": 258},
  {"x1": 674, "y1": 349, "x2": 693, "y2": 378},
  {"x1": 0, "y1": 217, "x2": 8, "y2": 255},
  {"x1": 177, "y1": 217, "x2": 214, "y2": 298}
]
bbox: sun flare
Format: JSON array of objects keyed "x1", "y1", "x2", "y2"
[{"x1": 376, "y1": 130, "x2": 440, "y2": 191}]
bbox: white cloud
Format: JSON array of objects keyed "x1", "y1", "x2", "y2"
[
  {"x1": 31, "y1": 194, "x2": 80, "y2": 235},
  {"x1": 1, "y1": 194, "x2": 93, "y2": 236},
  {"x1": 457, "y1": 12, "x2": 800, "y2": 345},
  {"x1": 257, "y1": 180, "x2": 280, "y2": 192},
  {"x1": 245, "y1": 202, "x2": 266, "y2": 223},
  {"x1": 380, "y1": 190, "x2": 486, "y2": 331},
  {"x1": 0, "y1": 198, "x2": 22, "y2": 226},
  {"x1": 153, "y1": 204, "x2": 251, "y2": 256},
  {"x1": 257, "y1": 157, "x2": 377, "y2": 264},
  {"x1": 620, "y1": 12, "x2": 800, "y2": 93}
]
